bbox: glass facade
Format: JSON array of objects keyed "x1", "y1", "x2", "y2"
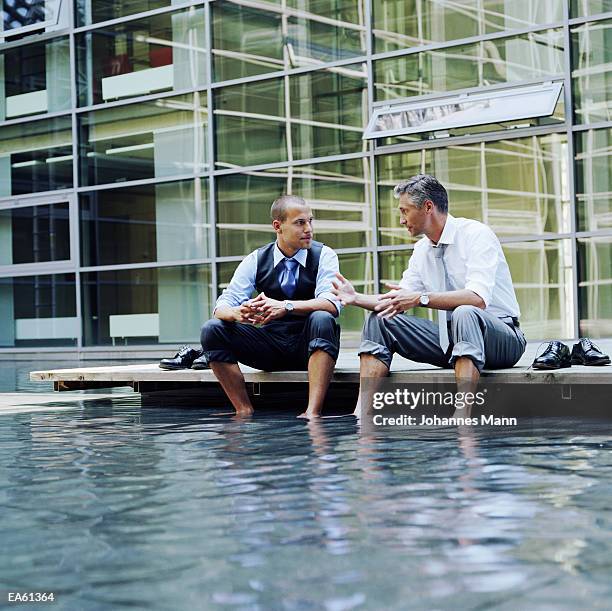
[{"x1": 0, "y1": 0, "x2": 610, "y2": 351}]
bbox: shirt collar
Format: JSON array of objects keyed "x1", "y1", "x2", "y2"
[
  {"x1": 273, "y1": 242, "x2": 308, "y2": 268},
  {"x1": 429, "y1": 214, "x2": 456, "y2": 248}
]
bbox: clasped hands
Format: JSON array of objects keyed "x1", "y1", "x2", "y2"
[{"x1": 235, "y1": 292, "x2": 287, "y2": 325}]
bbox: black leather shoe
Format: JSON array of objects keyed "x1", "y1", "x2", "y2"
[
  {"x1": 571, "y1": 338, "x2": 611, "y2": 366},
  {"x1": 532, "y1": 341, "x2": 571, "y2": 370},
  {"x1": 159, "y1": 345, "x2": 202, "y2": 370},
  {"x1": 191, "y1": 353, "x2": 210, "y2": 370}
]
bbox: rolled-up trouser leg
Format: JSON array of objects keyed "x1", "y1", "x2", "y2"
[
  {"x1": 200, "y1": 318, "x2": 289, "y2": 370},
  {"x1": 449, "y1": 305, "x2": 527, "y2": 372},
  {"x1": 299, "y1": 310, "x2": 340, "y2": 362},
  {"x1": 358, "y1": 312, "x2": 450, "y2": 369}
]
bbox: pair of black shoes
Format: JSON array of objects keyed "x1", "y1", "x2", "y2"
[
  {"x1": 159, "y1": 345, "x2": 210, "y2": 370},
  {"x1": 532, "y1": 338, "x2": 611, "y2": 370}
]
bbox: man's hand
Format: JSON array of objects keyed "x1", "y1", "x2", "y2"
[
  {"x1": 374, "y1": 283, "x2": 420, "y2": 319},
  {"x1": 331, "y1": 272, "x2": 357, "y2": 306},
  {"x1": 234, "y1": 293, "x2": 267, "y2": 324},
  {"x1": 250, "y1": 292, "x2": 288, "y2": 324}
]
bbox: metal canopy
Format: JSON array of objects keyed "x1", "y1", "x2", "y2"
[{"x1": 363, "y1": 81, "x2": 563, "y2": 140}]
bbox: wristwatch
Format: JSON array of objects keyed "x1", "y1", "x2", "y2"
[
  {"x1": 284, "y1": 301, "x2": 295, "y2": 312},
  {"x1": 419, "y1": 293, "x2": 430, "y2": 307}
]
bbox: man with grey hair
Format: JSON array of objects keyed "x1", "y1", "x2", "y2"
[
  {"x1": 332, "y1": 174, "x2": 526, "y2": 416},
  {"x1": 200, "y1": 195, "x2": 341, "y2": 419}
]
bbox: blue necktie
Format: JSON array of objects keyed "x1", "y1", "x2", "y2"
[{"x1": 279, "y1": 258, "x2": 299, "y2": 298}]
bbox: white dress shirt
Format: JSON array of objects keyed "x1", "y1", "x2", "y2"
[
  {"x1": 399, "y1": 214, "x2": 521, "y2": 319},
  {"x1": 215, "y1": 242, "x2": 342, "y2": 314}
]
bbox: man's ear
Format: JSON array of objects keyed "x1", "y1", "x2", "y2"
[
  {"x1": 424, "y1": 199, "x2": 434, "y2": 213},
  {"x1": 272, "y1": 219, "x2": 282, "y2": 232}
]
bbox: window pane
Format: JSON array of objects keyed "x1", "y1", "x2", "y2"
[
  {"x1": 0, "y1": 273, "x2": 77, "y2": 347},
  {"x1": 0, "y1": 37, "x2": 70, "y2": 120},
  {"x1": 80, "y1": 179, "x2": 209, "y2": 266},
  {"x1": 76, "y1": 0, "x2": 171, "y2": 26},
  {"x1": 374, "y1": 29, "x2": 564, "y2": 101},
  {"x1": 290, "y1": 64, "x2": 368, "y2": 159},
  {"x1": 81, "y1": 264, "x2": 212, "y2": 346},
  {"x1": 0, "y1": 116, "x2": 73, "y2": 196},
  {"x1": 575, "y1": 128, "x2": 612, "y2": 232},
  {"x1": 504, "y1": 239, "x2": 574, "y2": 339},
  {"x1": 214, "y1": 78, "x2": 286, "y2": 168},
  {"x1": 572, "y1": 19, "x2": 612, "y2": 125},
  {"x1": 373, "y1": 0, "x2": 564, "y2": 53},
  {"x1": 0, "y1": 202, "x2": 70, "y2": 265},
  {"x1": 79, "y1": 93, "x2": 207, "y2": 186},
  {"x1": 376, "y1": 134, "x2": 570, "y2": 247},
  {"x1": 215, "y1": 65, "x2": 367, "y2": 168},
  {"x1": 571, "y1": 0, "x2": 612, "y2": 18},
  {"x1": 76, "y1": 7, "x2": 207, "y2": 107},
  {"x1": 2, "y1": 0, "x2": 67, "y2": 37},
  {"x1": 212, "y1": 0, "x2": 366, "y2": 82},
  {"x1": 216, "y1": 157, "x2": 371, "y2": 257},
  {"x1": 578, "y1": 236, "x2": 612, "y2": 338}
]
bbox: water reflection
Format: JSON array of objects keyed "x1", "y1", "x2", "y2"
[{"x1": 0, "y1": 399, "x2": 609, "y2": 609}]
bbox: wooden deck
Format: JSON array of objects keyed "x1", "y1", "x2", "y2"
[{"x1": 30, "y1": 346, "x2": 612, "y2": 392}]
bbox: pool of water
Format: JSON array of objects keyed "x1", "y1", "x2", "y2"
[{"x1": 0, "y1": 387, "x2": 610, "y2": 610}]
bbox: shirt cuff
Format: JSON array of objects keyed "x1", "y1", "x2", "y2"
[
  {"x1": 318, "y1": 292, "x2": 342, "y2": 315},
  {"x1": 464, "y1": 282, "x2": 492, "y2": 308}
]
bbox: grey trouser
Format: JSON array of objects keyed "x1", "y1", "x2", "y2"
[{"x1": 359, "y1": 305, "x2": 527, "y2": 372}]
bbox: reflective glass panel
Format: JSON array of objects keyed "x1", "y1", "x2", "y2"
[
  {"x1": 81, "y1": 264, "x2": 212, "y2": 346},
  {"x1": 79, "y1": 93, "x2": 207, "y2": 186},
  {"x1": 0, "y1": 273, "x2": 77, "y2": 347},
  {"x1": 503, "y1": 239, "x2": 574, "y2": 339},
  {"x1": 0, "y1": 37, "x2": 70, "y2": 120},
  {"x1": 1, "y1": 0, "x2": 67, "y2": 37},
  {"x1": 376, "y1": 134, "x2": 570, "y2": 247},
  {"x1": 0, "y1": 116, "x2": 73, "y2": 196},
  {"x1": 373, "y1": 0, "x2": 564, "y2": 53},
  {"x1": 571, "y1": 0, "x2": 612, "y2": 17},
  {"x1": 216, "y1": 157, "x2": 371, "y2": 257},
  {"x1": 80, "y1": 179, "x2": 209, "y2": 267},
  {"x1": 0, "y1": 202, "x2": 70, "y2": 265},
  {"x1": 575, "y1": 128, "x2": 612, "y2": 232},
  {"x1": 76, "y1": 0, "x2": 172, "y2": 26},
  {"x1": 212, "y1": 0, "x2": 366, "y2": 82},
  {"x1": 572, "y1": 19, "x2": 612, "y2": 124},
  {"x1": 374, "y1": 29, "x2": 564, "y2": 101},
  {"x1": 215, "y1": 65, "x2": 367, "y2": 168},
  {"x1": 578, "y1": 236, "x2": 612, "y2": 338},
  {"x1": 76, "y1": 7, "x2": 206, "y2": 107}
]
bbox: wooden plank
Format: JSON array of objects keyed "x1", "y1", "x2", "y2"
[{"x1": 31, "y1": 359, "x2": 612, "y2": 389}]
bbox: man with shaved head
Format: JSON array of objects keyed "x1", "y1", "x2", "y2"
[{"x1": 199, "y1": 195, "x2": 341, "y2": 418}]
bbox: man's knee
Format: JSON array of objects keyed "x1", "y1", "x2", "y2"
[
  {"x1": 362, "y1": 311, "x2": 383, "y2": 336},
  {"x1": 451, "y1": 304, "x2": 481, "y2": 324},
  {"x1": 200, "y1": 317, "x2": 231, "y2": 345},
  {"x1": 307, "y1": 310, "x2": 336, "y2": 331}
]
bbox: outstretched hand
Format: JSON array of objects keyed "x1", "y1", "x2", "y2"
[{"x1": 331, "y1": 272, "x2": 357, "y2": 306}]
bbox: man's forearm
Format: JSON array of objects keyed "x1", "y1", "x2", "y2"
[
  {"x1": 214, "y1": 304, "x2": 240, "y2": 322},
  {"x1": 352, "y1": 293, "x2": 382, "y2": 311},
  {"x1": 426, "y1": 289, "x2": 485, "y2": 311},
  {"x1": 292, "y1": 298, "x2": 338, "y2": 316}
]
